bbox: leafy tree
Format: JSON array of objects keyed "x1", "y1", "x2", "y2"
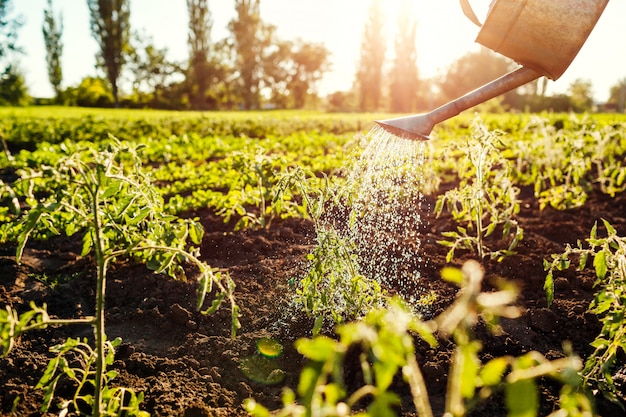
[
  {"x1": 287, "y1": 41, "x2": 330, "y2": 109},
  {"x1": 0, "y1": 64, "x2": 28, "y2": 105},
  {"x1": 126, "y1": 30, "x2": 183, "y2": 108},
  {"x1": 568, "y1": 78, "x2": 594, "y2": 112},
  {"x1": 229, "y1": 0, "x2": 268, "y2": 110},
  {"x1": 607, "y1": 78, "x2": 626, "y2": 112},
  {"x1": 355, "y1": 0, "x2": 386, "y2": 111},
  {"x1": 0, "y1": 0, "x2": 21, "y2": 63},
  {"x1": 205, "y1": 38, "x2": 238, "y2": 109},
  {"x1": 42, "y1": 0, "x2": 63, "y2": 103},
  {"x1": 65, "y1": 76, "x2": 113, "y2": 107},
  {"x1": 0, "y1": 0, "x2": 27, "y2": 105},
  {"x1": 389, "y1": 0, "x2": 418, "y2": 113},
  {"x1": 327, "y1": 90, "x2": 357, "y2": 112},
  {"x1": 254, "y1": 38, "x2": 330, "y2": 110},
  {"x1": 261, "y1": 39, "x2": 292, "y2": 108},
  {"x1": 186, "y1": 0, "x2": 213, "y2": 109},
  {"x1": 439, "y1": 47, "x2": 516, "y2": 107},
  {"x1": 87, "y1": 0, "x2": 130, "y2": 107}
]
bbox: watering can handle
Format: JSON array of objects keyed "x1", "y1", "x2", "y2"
[{"x1": 459, "y1": 0, "x2": 483, "y2": 27}]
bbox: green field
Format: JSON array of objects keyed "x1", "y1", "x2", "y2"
[{"x1": 1, "y1": 108, "x2": 626, "y2": 416}]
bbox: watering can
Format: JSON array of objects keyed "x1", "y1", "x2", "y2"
[{"x1": 376, "y1": 0, "x2": 609, "y2": 140}]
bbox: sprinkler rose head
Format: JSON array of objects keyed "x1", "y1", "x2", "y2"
[{"x1": 374, "y1": 114, "x2": 434, "y2": 141}]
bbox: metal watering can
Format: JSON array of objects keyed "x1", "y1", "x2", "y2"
[{"x1": 376, "y1": 0, "x2": 609, "y2": 141}]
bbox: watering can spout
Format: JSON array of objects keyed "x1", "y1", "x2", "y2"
[{"x1": 376, "y1": 66, "x2": 541, "y2": 141}]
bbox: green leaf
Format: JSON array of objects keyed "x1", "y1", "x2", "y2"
[
  {"x1": 81, "y1": 230, "x2": 93, "y2": 257},
  {"x1": 590, "y1": 222, "x2": 598, "y2": 240},
  {"x1": 101, "y1": 180, "x2": 123, "y2": 199},
  {"x1": 16, "y1": 208, "x2": 45, "y2": 263},
  {"x1": 593, "y1": 250, "x2": 607, "y2": 280},
  {"x1": 441, "y1": 267, "x2": 464, "y2": 284},
  {"x1": 323, "y1": 382, "x2": 345, "y2": 406},
  {"x1": 601, "y1": 219, "x2": 616, "y2": 236},
  {"x1": 312, "y1": 315, "x2": 324, "y2": 336},
  {"x1": 373, "y1": 361, "x2": 397, "y2": 392},
  {"x1": 480, "y1": 357, "x2": 509, "y2": 386},
  {"x1": 459, "y1": 341, "x2": 481, "y2": 399},
  {"x1": 446, "y1": 248, "x2": 455, "y2": 264},
  {"x1": 544, "y1": 272, "x2": 554, "y2": 307},
  {"x1": 35, "y1": 357, "x2": 60, "y2": 389},
  {"x1": 38, "y1": 375, "x2": 61, "y2": 412},
  {"x1": 243, "y1": 398, "x2": 271, "y2": 417},
  {"x1": 297, "y1": 362, "x2": 324, "y2": 406},
  {"x1": 200, "y1": 293, "x2": 225, "y2": 315},
  {"x1": 578, "y1": 252, "x2": 588, "y2": 270},
  {"x1": 295, "y1": 336, "x2": 337, "y2": 362},
  {"x1": 127, "y1": 206, "x2": 152, "y2": 225},
  {"x1": 189, "y1": 221, "x2": 204, "y2": 245},
  {"x1": 368, "y1": 391, "x2": 401, "y2": 416},
  {"x1": 589, "y1": 337, "x2": 609, "y2": 349},
  {"x1": 506, "y1": 379, "x2": 538, "y2": 417}
]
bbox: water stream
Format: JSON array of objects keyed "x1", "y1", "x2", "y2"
[{"x1": 343, "y1": 124, "x2": 429, "y2": 304}]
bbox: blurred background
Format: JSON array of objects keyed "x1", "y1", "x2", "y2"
[{"x1": 2, "y1": 0, "x2": 625, "y2": 113}]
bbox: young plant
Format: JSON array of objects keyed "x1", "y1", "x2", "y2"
[
  {"x1": 216, "y1": 146, "x2": 303, "y2": 230},
  {"x1": 544, "y1": 219, "x2": 626, "y2": 408},
  {"x1": 245, "y1": 261, "x2": 590, "y2": 417},
  {"x1": 35, "y1": 337, "x2": 148, "y2": 417},
  {"x1": 435, "y1": 119, "x2": 524, "y2": 262},
  {"x1": 590, "y1": 125, "x2": 626, "y2": 197},
  {"x1": 0, "y1": 138, "x2": 239, "y2": 416},
  {"x1": 298, "y1": 224, "x2": 386, "y2": 335},
  {"x1": 276, "y1": 167, "x2": 387, "y2": 335},
  {"x1": 511, "y1": 116, "x2": 591, "y2": 210}
]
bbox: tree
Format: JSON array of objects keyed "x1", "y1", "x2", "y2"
[
  {"x1": 607, "y1": 78, "x2": 626, "y2": 113},
  {"x1": 126, "y1": 30, "x2": 183, "y2": 108},
  {"x1": 0, "y1": 64, "x2": 28, "y2": 105},
  {"x1": 287, "y1": 41, "x2": 330, "y2": 109},
  {"x1": 388, "y1": 0, "x2": 418, "y2": 113},
  {"x1": 568, "y1": 78, "x2": 594, "y2": 112},
  {"x1": 0, "y1": 0, "x2": 27, "y2": 106},
  {"x1": 261, "y1": 39, "x2": 292, "y2": 108},
  {"x1": 42, "y1": 0, "x2": 63, "y2": 103},
  {"x1": 439, "y1": 48, "x2": 516, "y2": 107},
  {"x1": 229, "y1": 0, "x2": 268, "y2": 110},
  {"x1": 186, "y1": 0, "x2": 212, "y2": 109},
  {"x1": 0, "y1": 0, "x2": 21, "y2": 63},
  {"x1": 65, "y1": 76, "x2": 113, "y2": 107},
  {"x1": 355, "y1": 0, "x2": 386, "y2": 112},
  {"x1": 87, "y1": 0, "x2": 130, "y2": 107}
]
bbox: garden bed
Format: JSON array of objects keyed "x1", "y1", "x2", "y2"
[{"x1": 1, "y1": 183, "x2": 625, "y2": 416}]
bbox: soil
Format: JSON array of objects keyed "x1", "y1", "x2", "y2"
[{"x1": 1, "y1": 183, "x2": 626, "y2": 416}]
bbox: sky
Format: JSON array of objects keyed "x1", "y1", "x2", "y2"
[{"x1": 10, "y1": 0, "x2": 626, "y2": 103}]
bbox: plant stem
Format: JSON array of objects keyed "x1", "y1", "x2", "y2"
[
  {"x1": 91, "y1": 186, "x2": 106, "y2": 417},
  {"x1": 23, "y1": 317, "x2": 95, "y2": 333}
]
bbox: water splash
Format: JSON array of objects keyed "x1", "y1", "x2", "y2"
[
  {"x1": 343, "y1": 125, "x2": 429, "y2": 303},
  {"x1": 272, "y1": 125, "x2": 432, "y2": 337}
]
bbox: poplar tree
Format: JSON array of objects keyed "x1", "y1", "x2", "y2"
[
  {"x1": 288, "y1": 41, "x2": 330, "y2": 109},
  {"x1": 43, "y1": 0, "x2": 63, "y2": 102},
  {"x1": 0, "y1": 0, "x2": 21, "y2": 62},
  {"x1": 355, "y1": 0, "x2": 386, "y2": 112},
  {"x1": 186, "y1": 0, "x2": 212, "y2": 109},
  {"x1": 0, "y1": 0, "x2": 28, "y2": 105},
  {"x1": 229, "y1": 0, "x2": 263, "y2": 110},
  {"x1": 87, "y1": 0, "x2": 130, "y2": 107},
  {"x1": 389, "y1": 0, "x2": 418, "y2": 113}
]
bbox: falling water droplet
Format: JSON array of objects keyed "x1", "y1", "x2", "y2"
[{"x1": 336, "y1": 125, "x2": 430, "y2": 301}]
